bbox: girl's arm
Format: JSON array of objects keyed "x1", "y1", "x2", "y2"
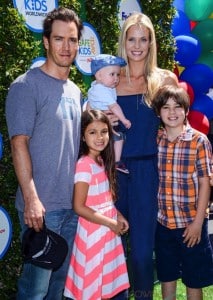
[
  {"x1": 73, "y1": 181, "x2": 126, "y2": 235},
  {"x1": 117, "y1": 210, "x2": 129, "y2": 233}
]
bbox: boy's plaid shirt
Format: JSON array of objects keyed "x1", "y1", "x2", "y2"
[{"x1": 157, "y1": 125, "x2": 212, "y2": 229}]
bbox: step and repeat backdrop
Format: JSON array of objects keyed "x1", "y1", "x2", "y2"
[{"x1": 1, "y1": 0, "x2": 213, "y2": 258}]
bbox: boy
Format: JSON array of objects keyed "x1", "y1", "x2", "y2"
[
  {"x1": 152, "y1": 85, "x2": 213, "y2": 300},
  {"x1": 88, "y1": 54, "x2": 131, "y2": 174}
]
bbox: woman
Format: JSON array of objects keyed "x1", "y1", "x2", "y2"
[{"x1": 113, "y1": 13, "x2": 178, "y2": 300}]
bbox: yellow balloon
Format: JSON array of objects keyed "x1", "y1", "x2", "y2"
[{"x1": 209, "y1": 12, "x2": 213, "y2": 19}]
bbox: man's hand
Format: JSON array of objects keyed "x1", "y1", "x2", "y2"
[{"x1": 24, "y1": 197, "x2": 45, "y2": 232}]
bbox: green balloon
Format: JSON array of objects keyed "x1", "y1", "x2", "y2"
[
  {"x1": 197, "y1": 53, "x2": 213, "y2": 70},
  {"x1": 185, "y1": 0, "x2": 213, "y2": 21},
  {"x1": 192, "y1": 19, "x2": 213, "y2": 53}
]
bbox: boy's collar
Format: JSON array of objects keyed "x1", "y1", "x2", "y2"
[{"x1": 162, "y1": 124, "x2": 193, "y2": 141}]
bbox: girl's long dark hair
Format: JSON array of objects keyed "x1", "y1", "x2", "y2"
[{"x1": 79, "y1": 110, "x2": 117, "y2": 201}]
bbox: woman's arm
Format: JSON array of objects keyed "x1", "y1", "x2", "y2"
[{"x1": 162, "y1": 69, "x2": 179, "y2": 86}]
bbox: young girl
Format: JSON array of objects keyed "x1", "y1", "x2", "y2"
[{"x1": 64, "y1": 110, "x2": 130, "y2": 300}]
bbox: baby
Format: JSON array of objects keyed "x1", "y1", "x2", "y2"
[{"x1": 88, "y1": 54, "x2": 131, "y2": 174}]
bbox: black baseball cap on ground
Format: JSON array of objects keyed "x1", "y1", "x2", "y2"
[{"x1": 22, "y1": 221, "x2": 68, "y2": 270}]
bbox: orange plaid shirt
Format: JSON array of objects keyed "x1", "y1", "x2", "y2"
[{"x1": 157, "y1": 125, "x2": 212, "y2": 229}]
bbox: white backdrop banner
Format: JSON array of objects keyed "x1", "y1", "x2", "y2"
[
  {"x1": 0, "y1": 207, "x2": 12, "y2": 259},
  {"x1": 13, "y1": 0, "x2": 58, "y2": 32},
  {"x1": 117, "y1": 0, "x2": 142, "y2": 28},
  {"x1": 75, "y1": 22, "x2": 101, "y2": 76}
]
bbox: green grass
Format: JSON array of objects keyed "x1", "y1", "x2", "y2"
[{"x1": 129, "y1": 280, "x2": 213, "y2": 299}]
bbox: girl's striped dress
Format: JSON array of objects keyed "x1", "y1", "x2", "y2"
[{"x1": 64, "y1": 155, "x2": 129, "y2": 300}]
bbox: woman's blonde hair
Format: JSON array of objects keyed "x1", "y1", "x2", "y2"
[{"x1": 118, "y1": 13, "x2": 165, "y2": 105}]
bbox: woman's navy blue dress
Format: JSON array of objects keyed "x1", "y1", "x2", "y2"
[{"x1": 115, "y1": 94, "x2": 160, "y2": 300}]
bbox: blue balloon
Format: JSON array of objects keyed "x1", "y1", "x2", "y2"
[
  {"x1": 175, "y1": 35, "x2": 201, "y2": 67},
  {"x1": 171, "y1": 10, "x2": 191, "y2": 37},
  {"x1": 191, "y1": 94, "x2": 213, "y2": 119},
  {"x1": 173, "y1": 0, "x2": 185, "y2": 12},
  {"x1": 180, "y1": 64, "x2": 213, "y2": 95}
]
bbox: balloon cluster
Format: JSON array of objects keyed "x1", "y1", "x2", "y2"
[{"x1": 172, "y1": 0, "x2": 213, "y2": 134}]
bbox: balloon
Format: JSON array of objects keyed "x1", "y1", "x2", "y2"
[
  {"x1": 192, "y1": 19, "x2": 213, "y2": 54},
  {"x1": 191, "y1": 94, "x2": 213, "y2": 119},
  {"x1": 171, "y1": 10, "x2": 191, "y2": 37},
  {"x1": 207, "y1": 88, "x2": 213, "y2": 101},
  {"x1": 190, "y1": 20, "x2": 197, "y2": 30},
  {"x1": 175, "y1": 35, "x2": 201, "y2": 67},
  {"x1": 187, "y1": 110, "x2": 209, "y2": 134},
  {"x1": 173, "y1": 0, "x2": 185, "y2": 12},
  {"x1": 185, "y1": 0, "x2": 213, "y2": 21},
  {"x1": 197, "y1": 53, "x2": 213, "y2": 70},
  {"x1": 180, "y1": 63, "x2": 213, "y2": 95},
  {"x1": 178, "y1": 80, "x2": 194, "y2": 105}
]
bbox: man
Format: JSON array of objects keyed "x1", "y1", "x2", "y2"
[{"x1": 6, "y1": 7, "x2": 83, "y2": 300}]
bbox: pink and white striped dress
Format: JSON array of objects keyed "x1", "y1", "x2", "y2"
[{"x1": 64, "y1": 155, "x2": 129, "y2": 300}]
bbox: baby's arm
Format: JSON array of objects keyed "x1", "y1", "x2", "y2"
[
  {"x1": 73, "y1": 181, "x2": 127, "y2": 235},
  {"x1": 86, "y1": 101, "x2": 92, "y2": 110},
  {"x1": 109, "y1": 103, "x2": 131, "y2": 129}
]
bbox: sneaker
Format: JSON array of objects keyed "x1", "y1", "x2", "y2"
[{"x1": 115, "y1": 161, "x2": 129, "y2": 174}]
